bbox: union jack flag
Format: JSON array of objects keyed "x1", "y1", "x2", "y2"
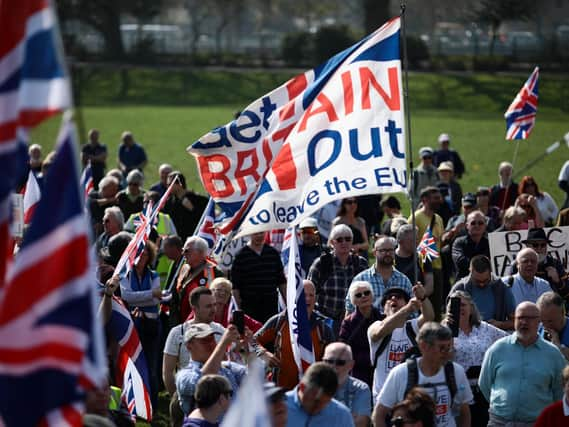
[
  {"x1": 504, "y1": 66, "x2": 539, "y2": 140},
  {"x1": 114, "y1": 177, "x2": 177, "y2": 277},
  {"x1": 0, "y1": 116, "x2": 106, "y2": 426},
  {"x1": 283, "y1": 227, "x2": 314, "y2": 377},
  {"x1": 107, "y1": 296, "x2": 153, "y2": 420},
  {"x1": 22, "y1": 170, "x2": 41, "y2": 224},
  {"x1": 81, "y1": 161, "x2": 94, "y2": 201},
  {"x1": 417, "y1": 227, "x2": 439, "y2": 266},
  {"x1": 0, "y1": 0, "x2": 71, "y2": 287},
  {"x1": 196, "y1": 197, "x2": 218, "y2": 251}
]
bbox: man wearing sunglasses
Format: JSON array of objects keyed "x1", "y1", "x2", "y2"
[
  {"x1": 323, "y1": 342, "x2": 371, "y2": 427},
  {"x1": 308, "y1": 224, "x2": 368, "y2": 331},
  {"x1": 346, "y1": 236, "x2": 413, "y2": 315},
  {"x1": 368, "y1": 285, "x2": 434, "y2": 402},
  {"x1": 451, "y1": 210, "x2": 490, "y2": 281}
]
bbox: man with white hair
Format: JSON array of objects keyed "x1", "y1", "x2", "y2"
[
  {"x1": 150, "y1": 163, "x2": 173, "y2": 197},
  {"x1": 504, "y1": 247, "x2": 552, "y2": 306},
  {"x1": 173, "y1": 236, "x2": 222, "y2": 325},
  {"x1": 308, "y1": 224, "x2": 368, "y2": 330},
  {"x1": 490, "y1": 161, "x2": 518, "y2": 210},
  {"x1": 346, "y1": 236, "x2": 413, "y2": 314},
  {"x1": 96, "y1": 206, "x2": 124, "y2": 252},
  {"x1": 323, "y1": 342, "x2": 371, "y2": 427}
]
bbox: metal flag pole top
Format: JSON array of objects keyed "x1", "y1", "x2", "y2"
[{"x1": 400, "y1": 2, "x2": 418, "y2": 285}]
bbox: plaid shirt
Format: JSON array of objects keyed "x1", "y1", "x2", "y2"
[
  {"x1": 308, "y1": 253, "x2": 368, "y2": 319},
  {"x1": 345, "y1": 266, "x2": 413, "y2": 313}
]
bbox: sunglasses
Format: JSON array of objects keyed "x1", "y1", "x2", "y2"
[
  {"x1": 422, "y1": 156, "x2": 433, "y2": 160},
  {"x1": 323, "y1": 358, "x2": 348, "y2": 366},
  {"x1": 529, "y1": 242, "x2": 548, "y2": 249},
  {"x1": 335, "y1": 236, "x2": 352, "y2": 243},
  {"x1": 223, "y1": 390, "x2": 233, "y2": 398},
  {"x1": 355, "y1": 290, "x2": 372, "y2": 298},
  {"x1": 469, "y1": 221, "x2": 485, "y2": 226},
  {"x1": 344, "y1": 199, "x2": 357, "y2": 205},
  {"x1": 390, "y1": 417, "x2": 415, "y2": 427}
]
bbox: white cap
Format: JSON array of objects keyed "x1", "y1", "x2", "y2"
[
  {"x1": 438, "y1": 133, "x2": 450, "y2": 143},
  {"x1": 299, "y1": 217, "x2": 318, "y2": 229}
]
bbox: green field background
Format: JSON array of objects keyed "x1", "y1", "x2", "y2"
[{"x1": 32, "y1": 69, "x2": 569, "y2": 212}]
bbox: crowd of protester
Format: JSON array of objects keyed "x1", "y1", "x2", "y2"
[{"x1": 26, "y1": 130, "x2": 569, "y2": 427}]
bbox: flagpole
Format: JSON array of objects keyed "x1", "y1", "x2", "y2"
[
  {"x1": 400, "y1": 2, "x2": 418, "y2": 285},
  {"x1": 513, "y1": 140, "x2": 562, "y2": 180}
]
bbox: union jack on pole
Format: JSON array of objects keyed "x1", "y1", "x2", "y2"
[
  {"x1": 81, "y1": 161, "x2": 94, "y2": 201},
  {"x1": 0, "y1": 0, "x2": 71, "y2": 287},
  {"x1": 196, "y1": 197, "x2": 218, "y2": 252},
  {"x1": 283, "y1": 227, "x2": 314, "y2": 377},
  {"x1": 504, "y1": 66, "x2": 539, "y2": 140},
  {"x1": 417, "y1": 227, "x2": 439, "y2": 266},
  {"x1": 107, "y1": 296, "x2": 153, "y2": 420},
  {"x1": 0, "y1": 116, "x2": 106, "y2": 426}
]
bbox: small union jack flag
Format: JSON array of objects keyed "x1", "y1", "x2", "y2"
[
  {"x1": 196, "y1": 197, "x2": 217, "y2": 251},
  {"x1": 417, "y1": 227, "x2": 439, "y2": 265},
  {"x1": 504, "y1": 66, "x2": 539, "y2": 140},
  {"x1": 80, "y1": 161, "x2": 94, "y2": 201}
]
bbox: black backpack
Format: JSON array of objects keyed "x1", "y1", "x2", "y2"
[{"x1": 404, "y1": 357, "x2": 458, "y2": 402}]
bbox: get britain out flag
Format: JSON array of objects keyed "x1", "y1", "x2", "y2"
[{"x1": 188, "y1": 17, "x2": 405, "y2": 237}]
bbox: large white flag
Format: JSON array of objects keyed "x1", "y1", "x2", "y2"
[{"x1": 188, "y1": 17, "x2": 405, "y2": 237}]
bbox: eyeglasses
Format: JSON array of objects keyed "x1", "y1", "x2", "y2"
[
  {"x1": 376, "y1": 248, "x2": 394, "y2": 254},
  {"x1": 323, "y1": 358, "x2": 348, "y2": 366},
  {"x1": 335, "y1": 236, "x2": 352, "y2": 243},
  {"x1": 344, "y1": 199, "x2": 357, "y2": 205},
  {"x1": 529, "y1": 242, "x2": 548, "y2": 249},
  {"x1": 390, "y1": 417, "x2": 415, "y2": 427},
  {"x1": 469, "y1": 221, "x2": 485, "y2": 226},
  {"x1": 355, "y1": 290, "x2": 371, "y2": 298}
]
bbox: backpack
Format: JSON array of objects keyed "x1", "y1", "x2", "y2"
[
  {"x1": 372, "y1": 321, "x2": 417, "y2": 371},
  {"x1": 404, "y1": 357, "x2": 457, "y2": 402}
]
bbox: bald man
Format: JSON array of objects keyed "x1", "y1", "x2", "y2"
[
  {"x1": 503, "y1": 248, "x2": 553, "y2": 306},
  {"x1": 479, "y1": 302, "x2": 566, "y2": 426},
  {"x1": 323, "y1": 342, "x2": 371, "y2": 427}
]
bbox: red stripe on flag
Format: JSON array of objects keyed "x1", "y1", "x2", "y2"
[
  {"x1": 0, "y1": 236, "x2": 89, "y2": 324},
  {"x1": 19, "y1": 109, "x2": 62, "y2": 129},
  {"x1": 286, "y1": 73, "x2": 308, "y2": 100},
  {"x1": 60, "y1": 404, "x2": 83, "y2": 426},
  {"x1": 0, "y1": 342, "x2": 84, "y2": 364},
  {"x1": 0, "y1": 121, "x2": 17, "y2": 143},
  {"x1": 0, "y1": 0, "x2": 49, "y2": 56}
]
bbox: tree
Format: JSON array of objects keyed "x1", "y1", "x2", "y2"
[
  {"x1": 471, "y1": 0, "x2": 536, "y2": 56},
  {"x1": 363, "y1": 0, "x2": 390, "y2": 35},
  {"x1": 57, "y1": 0, "x2": 162, "y2": 60}
]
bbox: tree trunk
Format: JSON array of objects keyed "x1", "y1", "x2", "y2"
[{"x1": 363, "y1": 0, "x2": 391, "y2": 35}]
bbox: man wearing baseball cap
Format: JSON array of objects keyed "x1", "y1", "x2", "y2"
[
  {"x1": 412, "y1": 147, "x2": 439, "y2": 201},
  {"x1": 433, "y1": 133, "x2": 465, "y2": 179},
  {"x1": 367, "y1": 284, "x2": 434, "y2": 401},
  {"x1": 175, "y1": 323, "x2": 245, "y2": 417}
]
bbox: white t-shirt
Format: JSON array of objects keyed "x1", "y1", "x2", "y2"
[
  {"x1": 368, "y1": 318, "x2": 420, "y2": 401},
  {"x1": 378, "y1": 357, "x2": 473, "y2": 427},
  {"x1": 163, "y1": 321, "x2": 225, "y2": 369}
]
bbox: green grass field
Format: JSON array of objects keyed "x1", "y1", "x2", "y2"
[{"x1": 32, "y1": 68, "x2": 569, "y2": 214}]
